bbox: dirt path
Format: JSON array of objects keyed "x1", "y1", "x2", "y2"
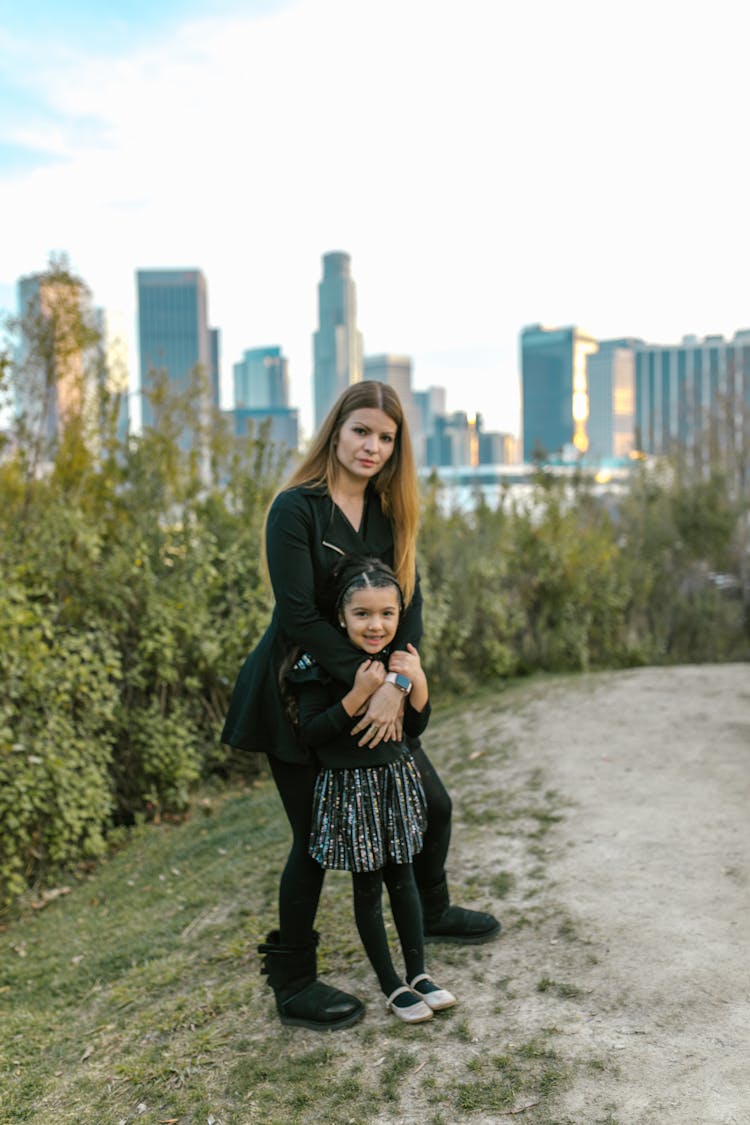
[
  {"x1": 208, "y1": 661, "x2": 750, "y2": 1125},
  {"x1": 467, "y1": 663, "x2": 750, "y2": 1125}
]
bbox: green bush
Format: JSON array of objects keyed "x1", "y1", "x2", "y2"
[
  {"x1": 0, "y1": 427, "x2": 282, "y2": 909},
  {"x1": 0, "y1": 577, "x2": 119, "y2": 907}
]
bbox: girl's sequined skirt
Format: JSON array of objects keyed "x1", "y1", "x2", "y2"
[{"x1": 309, "y1": 752, "x2": 427, "y2": 872}]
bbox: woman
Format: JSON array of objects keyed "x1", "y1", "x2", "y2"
[{"x1": 221, "y1": 381, "x2": 499, "y2": 1031}]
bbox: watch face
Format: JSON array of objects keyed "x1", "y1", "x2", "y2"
[{"x1": 395, "y1": 674, "x2": 411, "y2": 692}]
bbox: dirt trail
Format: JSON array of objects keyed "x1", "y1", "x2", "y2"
[{"x1": 478, "y1": 664, "x2": 750, "y2": 1125}]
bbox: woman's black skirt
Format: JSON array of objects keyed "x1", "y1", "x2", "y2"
[{"x1": 309, "y1": 752, "x2": 427, "y2": 872}]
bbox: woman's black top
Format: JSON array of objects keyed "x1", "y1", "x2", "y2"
[{"x1": 220, "y1": 484, "x2": 423, "y2": 763}]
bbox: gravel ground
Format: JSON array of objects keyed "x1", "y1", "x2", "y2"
[{"x1": 461, "y1": 663, "x2": 750, "y2": 1125}]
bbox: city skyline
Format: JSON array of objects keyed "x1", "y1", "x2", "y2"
[
  {"x1": 10, "y1": 254, "x2": 747, "y2": 479},
  {"x1": 2, "y1": 1, "x2": 749, "y2": 442}
]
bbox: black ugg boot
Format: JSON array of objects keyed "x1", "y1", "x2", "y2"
[
  {"x1": 420, "y1": 877, "x2": 501, "y2": 944},
  {"x1": 257, "y1": 930, "x2": 365, "y2": 1030}
]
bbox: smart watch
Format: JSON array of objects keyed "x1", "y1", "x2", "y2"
[{"x1": 385, "y1": 671, "x2": 412, "y2": 695}]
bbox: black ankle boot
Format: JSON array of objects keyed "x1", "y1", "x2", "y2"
[
  {"x1": 257, "y1": 930, "x2": 365, "y2": 1030},
  {"x1": 420, "y1": 878, "x2": 501, "y2": 944}
]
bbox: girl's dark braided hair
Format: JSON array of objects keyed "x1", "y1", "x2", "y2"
[{"x1": 328, "y1": 555, "x2": 404, "y2": 622}]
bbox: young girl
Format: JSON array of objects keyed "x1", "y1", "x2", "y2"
[{"x1": 286, "y1": 556, "x2": 457, "y2": 1024}]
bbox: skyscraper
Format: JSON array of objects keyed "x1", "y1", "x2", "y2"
[
  {"x1": 227, "y1": 344, "x2": 297, "y2": 456},
  {"x1": 363, "y1": 354, "x2": 412, "y2": 406},
  {"x1": 477, "y1": 425, "x2": 518, "y2": 466},
  {"x1": 634, "y1": 330, "x2": 750, "y2": 473},
  {"x1": 137, "y1": 269, "x2": 212, "y2": 446},
  {"x1": 425, "y1": 411, "x2": 476, "y2": 468},
  {"x1": 362, "y1": 355, "x2": 411, "y2": 405},
  {"x1": 16, "y1": 271, "x2": 92, "y2": 446},
  {"x1": 313, "y1": 251, "x2": 363, "y2": 428},
  {"x1": 209, "y1": 328, "x2": 221, "y2": 410},
  {"x1": 363, "y1": 353, "x2": 419, "y2": 451},
  {"x1": 413, "y1": 386, "x2": 447, "y2": 467},
  {"x1": 521, "y1": 324, "x2": 598, "y2": 461},
  {"x1": 234, "y1": 346, "x2": 289, "y2": 409},
  {"x1": 93, "y1": 307, "x2": 131, "y2": 444},
  {"x1": 586, "y1": 339, "x2": 638, "y2": 461},
  {"x1": 227, "y1": 406, "x2": 299, "y2": 457}
]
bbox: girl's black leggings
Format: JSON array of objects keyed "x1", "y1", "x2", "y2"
[
  {"x1": 268, "y1": 740, "x2": 452, "y2": 947},
  {"x1": 351, "y1": 862, "x2": 423, "y2": 997}
]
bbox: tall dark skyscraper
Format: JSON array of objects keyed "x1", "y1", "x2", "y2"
[
  {"x1": 313, "y1": 251, "x2": 363, "y2": 428},
  {"x1": 521, "y1": 324, "x2": 598, "y2": 461},
  {"x1": 137, "y1": 269, "x2": 212, "y2": 445}
]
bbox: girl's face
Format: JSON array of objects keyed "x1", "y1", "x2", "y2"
[
  {"x1": 334, "y1": 408, "x2": 398, "y2": 484},
  {"x1": 340, "y1": 585, "x2": 400, "y2": 654}
]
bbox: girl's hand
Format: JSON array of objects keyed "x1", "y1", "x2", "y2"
[
  {"x1": 351, "y1": 681, "x2": 405, "y2": 747},
  {"x1": 388, "y1": 642, "x2": 422, "y2": 680},
  {"x1": 341, "y1": 660, "x2": 387, "y2": 723},
  {"x1": 389, "y1": 643, "x2": 429, "y2": 712},
  {"x1": 353, "y1": 658, "x2": 386, "y2": 695}
]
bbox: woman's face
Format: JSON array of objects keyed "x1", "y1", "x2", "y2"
[
  {"x1": 334, "y1": 408, "x2": 398, "y2": 484},
  {"x1": 340, "y1": 585, "x2": 400, "y2": 654}
]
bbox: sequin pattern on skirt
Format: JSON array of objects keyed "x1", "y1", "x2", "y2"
[{"x1": 309, "y1": 752, "x2": 427, "y2": 872}]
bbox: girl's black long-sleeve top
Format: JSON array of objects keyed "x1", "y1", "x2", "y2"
[
  {"x1": 220, "y1": 484, "x2": 423, "y2": 763},
  {"x1": 289, "y1": 657, "x2": 431, "y2": 769}
]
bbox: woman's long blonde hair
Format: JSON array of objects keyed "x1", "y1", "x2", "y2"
[{"x1": 270, "y1": 381, "x2": 419, "y2": 605}]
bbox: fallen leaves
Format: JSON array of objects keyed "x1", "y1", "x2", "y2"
[{"x1": 31, "y1": 886, "x2": 71, "y2": 910}]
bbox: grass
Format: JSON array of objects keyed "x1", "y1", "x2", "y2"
[
  {"x1": 536, "y1": 978, "x2": 586, "y2": 1001},
  {"x1": 0, "y1": 679, "x2": 617, "y2": 1124},
  {"x1": 454, "y1": 1037, "x2": 569, "y2": 1114}
]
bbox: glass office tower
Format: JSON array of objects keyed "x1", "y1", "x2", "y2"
[
  {"x1": 312, "y1": 251, "x2": 363, "y2": 429},
  {"x1": 521, "y1": 324, "x2": 598, "y2": 461},
  {"x1": 587, "y1": 339, "x2": 638, "y2": 461},
  {"x1": 233, "y1": 346, "x2": 289, "y2": 409},
  {"x1": 137, "y1": 269, "x2": 212, "y2": 447},
  {"x1": 634, "y1": 330, "x2": 750, "y2": 474}
]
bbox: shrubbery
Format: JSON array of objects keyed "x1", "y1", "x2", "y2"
[
  {"x1": 1, "y1": 261, "x2": 748, "y2": 910},
  {"x1": 418, "y1": 464, "x2": 748, "y2": 695}
]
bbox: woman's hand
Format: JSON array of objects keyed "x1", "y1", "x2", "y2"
[{"x1": 351, "y1": 681, "x2": 405, "y2": 747}]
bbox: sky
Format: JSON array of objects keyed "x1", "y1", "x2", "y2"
[{"x1": 1, "y1": 0, "x2": 749, "y2": 442}]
